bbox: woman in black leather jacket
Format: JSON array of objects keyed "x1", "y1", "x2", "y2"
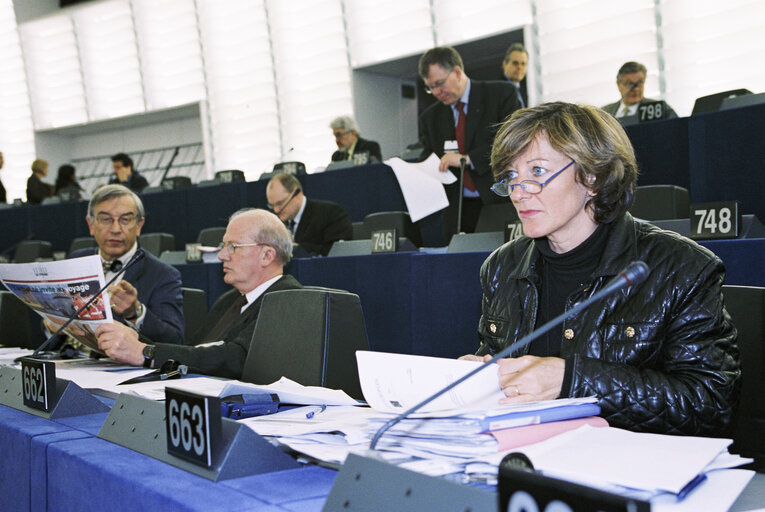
[{"x1": 462, "y1": 102, "x2": 739, "y2": 436}]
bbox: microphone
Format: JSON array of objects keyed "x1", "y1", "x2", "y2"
[
  {"x1": 23, "y1": 249, "x2": 146, "y2": 361},
  {"x1": 621, "y1": 80, "x2": 641, "y2": 100},
  {"x1": 369, "y1": 261, "x2": 650, "y2": 449},
  {"x1": 456, "y1": 155, "x2": 467, "y2": 234}
]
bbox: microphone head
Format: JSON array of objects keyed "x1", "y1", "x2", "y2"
[
  {"x1": 132, "y1": 248, "x2": 146, "y2": 262},
  {"x1": 621, "y1": 261, "x2": 649, "y2": 287}
]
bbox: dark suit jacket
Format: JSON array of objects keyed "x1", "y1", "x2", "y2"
[
  {"x1": 109, "y1": 170, "x2": 149, "y2": 194},
  {"x1": 26, "y1": 174, "x2": 54, "y2": 205},
  {"x1": 331, "y1": 137, "x2": 382, "y2": 163},
  {"x1": 601, "y1": 97, "x2": 678, "y2": 119},
  {"x1": 295, "y1": 198, "x2": 353, "y2": 256},
  {"x1": 419, "y1": 80, "x2": 521, "y2": 204},
  {"x1": 153, "y1": 274, "x2": 302, "y2": 378},
  {"x1": 70, "y1": 248, "x2": 184, "y2": 345},
  {"x1": 0, "y1": 179, "x2": 6, "y2": 204}
]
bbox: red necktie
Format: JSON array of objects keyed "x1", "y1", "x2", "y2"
[{"x1": 455, "y1": 101, "x2": 476, "y2": 191}]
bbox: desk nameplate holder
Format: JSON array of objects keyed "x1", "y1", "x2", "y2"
[
  {"x1": 322, "y1": 453, "x2": 495, "y2": 512},
  {"x1": 0, "y1": 366, "x2": 109, "y2": 419},
  {"x1": 97, "y1": 393, "x2": 299, "y2": 481}
]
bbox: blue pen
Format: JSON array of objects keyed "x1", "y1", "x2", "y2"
[
  {"x1": 305, "y1": 404, "x2": 327, "y2": 419},
  {"x1": 676, "y1": 473, "x2": 707, "y2": 501}
]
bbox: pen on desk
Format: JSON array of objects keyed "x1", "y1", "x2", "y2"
[
  {"x1": 305, "y1": 404, "x2": 327, "y2": 419},
  {"x1": 676, "y1": 473, "x2": 707, "y2": 501}
]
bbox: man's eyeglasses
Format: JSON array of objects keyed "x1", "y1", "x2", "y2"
[
  {"x1": 620, "y1": 79, "x2": 644, "y2": 89},
  {"x1": 217, "y1": 241, "x2": 268, "y2": 254},
  {"x1": 94, "y1": 213, "x2": 138, "y2": 228},
  {"x1": 424, "y1": 68, "x2": 455, "y2": 95},
  {"x1": 491, "y1": 160, "x2": 576, "y2": 197},
  {"x1": 268, "y1": 189, "x2": 297, "y2": 214},
  {"x1": 333, "y1": 131, "x2": 349, "y2": 139}
]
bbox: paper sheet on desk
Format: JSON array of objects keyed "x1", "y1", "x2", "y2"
[
  {"x1": 385, "y1": 154, "x2": 453, "y2": 222},
  {"x1": 356, "y1": 351, "x2": 505, "y2": 413},
  {"x1": 220, "y1": 377, "x2": 359, "y2": 406}
]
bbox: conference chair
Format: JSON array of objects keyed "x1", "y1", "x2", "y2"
[
  {"x1": 446, "y1": 232, "x2": 504, "y2": 253},
  {"x1": 691, "y1": 89, "x2": 752, "y2": 115},
  {"x1": 197, "y1": 226, "x2": 226, "y2": 247},
  {"x1": 0, "y1": 291, "x2": 32, "y2": 348},
  {"x1": 160, "y1": 176, "x2": 192, "y2": 190},
  {"x1": 475, "y1": 203, "x2": 520, "y2": 232},
  {"x1": 41, "y1": 196, "x2": 61, "y2": 205},
  {"x1": 241, "y1": 287, "x2": 370, "y2": 399},
  {"x1": 352, "y1": 221, "x2": 369, "y2": 240},
  {"x1": 630, "y1": 185, "x2": 690, "y2": 221},
  {"x1": 56, "y1": 186, "x2": 82, "y2": 202},
  {"x1": 363, "y1": 211, "x2": 422, "y2": 247},
  {"x1": 68, "y1": 236, "x2": 98, "y2": 257},
  {"x1": 215, "y1": 169, "x2": 245, "y2": 183},
  {"x1": 159, "y1": 250, "x2": 188, "y2": 265},
  {"x1": 181, "y1": 287, "x2": 207, "y2": 345},
  {"x1": 722, "y1": 285, "x2": 765, "y2": 470},
  {"x1": 14, "y1": 240, "x2": 53, "y2": 263},
  {"x1": 141, "y1": 186, "x2": 163, "y2": 194},
  {"x1": 138, "y1": 233, "x2": 175, "y2": 257},
  {"x1": 272, "y1": 161, "x2": 306, "y2": 175}
]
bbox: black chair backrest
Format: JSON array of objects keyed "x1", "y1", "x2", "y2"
[
  {"x1": 272, "y1": 161, "x2": 306, "y2": 175},
  {"x1": 161, "y1": 176, "x2": 193, "y2": 190},
  {"x1": 215, "y1": 170, "x2": 245, "y2": 183},
  {"x1": 363, "y1": 211, "x2": 422, "y2": 247},
  {"x1": 181, "y1": 287, "x2": 208, "y2": 345},
  {"x1": 722, "y1": 285, "x2": 765, "y2": 468},
  {"x1": 0, "y1": 291, "x2": 32, "y2": 349},
  {"x1": 630, "y1": 185, "x2": 690, "y2": 221},
  {"x1": 138, "y1": 233, "x2": 175, "y2": 257},
  {"x1": 692, "y1": 89, "x2": 752, "y2": 115},
  {"x1": 68, "y1": 237, "x2": 98, "y2": 257},
  {"x1": 352, "y1": 221, "x2": 370, "y2": 240},
  {"x1": 14, "y1": 240, "x2": 53, "y2": 263},
  {"x1": 475, "y1": 203, "x2": 520, "y2": 232},
  {"x1": 57, "y1": 186, "x2": 82, "y2": 202},
  {"x1": 197, "y1": 226, "x2": 226, "y2": 247},
  {"x1": 241, "y1": 288, "x2": 369, "y2": 399}
]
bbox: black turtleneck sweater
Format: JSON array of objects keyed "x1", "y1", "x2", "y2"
[{"x1": 530, "y1": 222, "x2": 610, "y2": 357}]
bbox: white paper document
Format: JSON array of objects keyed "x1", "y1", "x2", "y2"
[
  {"x1": 384, "y1": 154, "x2": 453, "y2": 222},
  {"x1": 356, "y1": 351, "x2": 505, "y2": 414}
]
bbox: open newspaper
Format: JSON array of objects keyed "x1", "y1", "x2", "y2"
[{"x1": 0, "y1": 255, "x2": 112, "y2": 354}]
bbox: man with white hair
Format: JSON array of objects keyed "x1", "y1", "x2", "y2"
[
  {"x1": 95, "y1": 208, "x2": 302, "y2": 379},
  {"x1": 329, "y1": 116, "x2": 382, "y2": 164}
]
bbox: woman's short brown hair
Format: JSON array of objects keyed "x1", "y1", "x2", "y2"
[{"x1": 491, "y1": 102, "x2": 638, "y2": 224}]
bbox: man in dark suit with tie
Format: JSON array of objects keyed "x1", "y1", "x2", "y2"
[
  {"x1": 95, "y1": 208, "x2": 302, "y2": 379},
  {"x1": 418, "y1": 46, "x2": 521, "y2": 242},
  {"x1": 329, "y1": 116, "x2": 382, "y2": 165},
  {"x1": 601, "y1": 61, "x2": 678, "y2": 121},
  {"x1": 70, "y1": 184, "x2": 184, "y2": 345},
  {"x1": 502, "y1": 42, "x2": 528, "y2": 108},
  {"x1": 266, "y1": 173, "x2": 353, "y2": 256}
]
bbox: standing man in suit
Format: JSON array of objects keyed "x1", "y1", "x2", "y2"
[
  {"x1": 418, "y1": 46, "x2": 522, "y2": 242},
  {"x1": 502, "y1": 42, "x2": 529, "y2": 108},
  {"x1": 95, "y1": 208, "x2": 302, "y2": 378},
  {"x1": 109, "y1": 152, "x2": 149, "y2": 193},
  {"x1": 266, "y1": 173, "x2": 353, "y2": 256},
  {"x1": 329, "y1": 116, "x2": 382, "y2": 164},
  {"x1": 70, "y1": 184, "x2": 184, "y2": 345},
  {"x1": 601, "y1": 61, "x2": 677, "y2": 120}
]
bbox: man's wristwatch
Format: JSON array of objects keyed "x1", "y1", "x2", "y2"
[{"x1": 142, "y1": 344, "x2": 155, "y2": 369}]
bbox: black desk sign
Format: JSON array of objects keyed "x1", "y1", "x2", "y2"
[
  {"x1": 166, "y1": 388, "x2": 222, "y2": 468},
  {"x1": 505, "y1": 221, "x2": 524, "y2": 243},
  {"x1": 499, "y1": 464, "x2": 650, "y2": 512},
  {"x1": 371, "y1": 228, "x2": 397, "y2": 253},
  {"x1": 690, "y1": 201, "x2": 741, "y2": 240},
  {"x1": 20, "y1": 358, "x2": 55, "y2": 412},
  {"x1": 638, "y1": 100, "x2": 668, "y2": 122}
]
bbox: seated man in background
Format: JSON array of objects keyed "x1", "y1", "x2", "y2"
[
  {"x1": 71, "y1": 184, "x2": 184, "y2": 345},
  {"x1": 329, "y1": 116, "x2": 382, "y2": 165},
  {"x1": 266, "y1": 173, "x2": 353, "y2": 256},
  {"x1": 109, "y1": 152, "x2": 149, "y2": 193},
  {"x1": 501, "y1": 42, "x2": 528, "y2": 108},
  {"x1": 95, "y1": 209, "x2": 301, "y2": 379},
  {"x1": 601, "y1": 61, "x2": 677, "y2": 120}
]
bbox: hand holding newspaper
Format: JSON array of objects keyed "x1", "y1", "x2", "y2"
[{"x1": 0, "y1": 255, "x2": 112, "y2": 354}]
